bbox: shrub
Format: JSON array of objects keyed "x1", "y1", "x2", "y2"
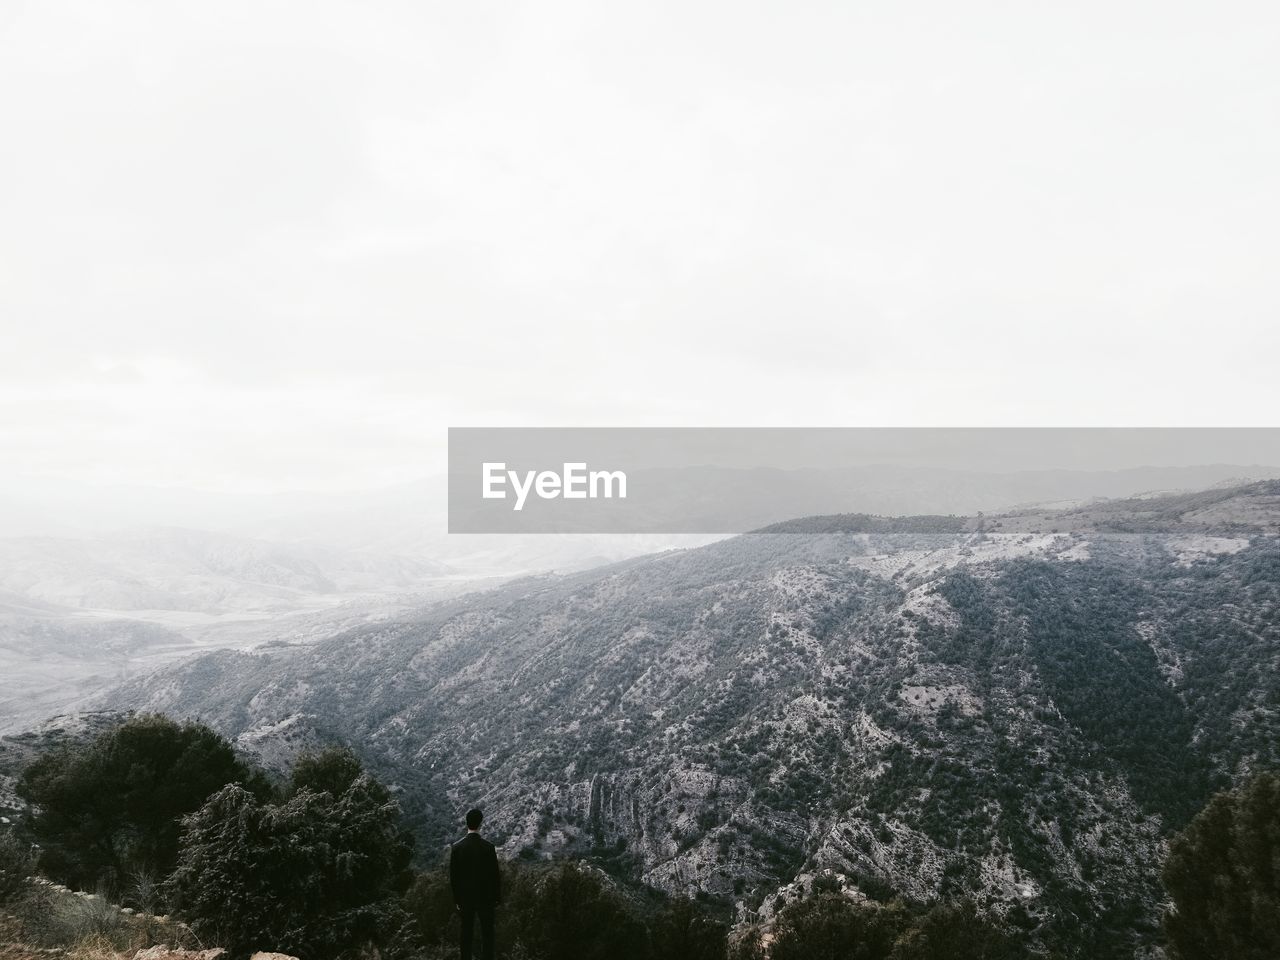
[
  {"x1": 17, "y1": 887, "x2": 134, "y2": 951},
  {"x1": 650, "y1": 895, "x2": 727, "y2": 960},
  {"x1": 289, "y1": 745, "x2": 366, "y2": 798},
  {"x1": 0, "y1": 830, "x2": 37, "y2": 905},
  {"x1": 770, "y1": 894, "x2": 909, "y2": 960},
  {"x1": 504, "y1": 861, "x2": 649, "y2": 960},
  {"x1": 726, "y1": 926, "x2": 767, "y2": 960},
  {"x1": 889, "y1": 900, "x2": 1021, "y2": 959}
]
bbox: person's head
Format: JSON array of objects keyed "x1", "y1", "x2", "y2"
[{"x1": 466, "y1": 808, "x2": 483, "y2": 832}]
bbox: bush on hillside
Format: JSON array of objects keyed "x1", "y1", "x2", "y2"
[
  {"x1": 288, "y1": 745, "x2": 367, "y2": 798},
  {"x1": 889, "y1": 899, "x2": 1022, "y2": 960},
  {"x1": 769, "y1": 894, "x2": 909, "y2": 960},
  {"x1": 0, "y1": 831, "x2": 37, "y2": 905}
]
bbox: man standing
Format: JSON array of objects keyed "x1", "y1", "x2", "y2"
[{"x1": 449, "y1": 808, "x2": 501, "y2": 960}]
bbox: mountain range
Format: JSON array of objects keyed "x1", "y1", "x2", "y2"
[{"x1": 85, "y1": 480, "x2": 1280, "y2": 958}]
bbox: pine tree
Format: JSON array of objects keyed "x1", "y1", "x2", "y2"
[
  {"x1": 166, "y1": 771, "x2": 415, "y2": 959},
  {"x1": 1163, "y1": 771, "x2": 1280, "y2": 960}
]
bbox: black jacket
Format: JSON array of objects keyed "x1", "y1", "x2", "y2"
[{"x1": 450, "y1": 833, "x2": 501, "y2": 906}]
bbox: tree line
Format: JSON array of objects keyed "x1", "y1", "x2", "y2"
[{"x1": 1, "y1": 714, "x2": 1276, "y2": 959}]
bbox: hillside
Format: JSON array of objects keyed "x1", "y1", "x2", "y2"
[{"x1": 93, "y1": 482, "x2": 1280, "y2": 957}]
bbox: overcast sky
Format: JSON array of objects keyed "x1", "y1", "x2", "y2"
[{"x1": 2, "y1": 1, "x2": 1278, "y2": 494}]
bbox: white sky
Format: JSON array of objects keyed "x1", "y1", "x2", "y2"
[{"x1": 2, "y1": 1, "x2": 1278, "y2": 494}]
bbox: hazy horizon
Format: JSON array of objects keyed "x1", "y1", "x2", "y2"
[
  {"x1": 4, "y1": 1, "x2": 1279, "y2": 497},
  {"x1": 2, "y1": 456, "x2": 1278, "y2": 541}
]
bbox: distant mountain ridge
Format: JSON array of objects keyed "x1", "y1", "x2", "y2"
[
  {"x1": 87, "y1": 480, "x2": 1280, "y2": 957},
  {"x1": 0, "y1": 526, "x2": 458, "y2": 613},
  {"x1": 0, "y1": 526, "x2": 475, "y2": 733},
  {"x1": 758, "y1": 478, "x2": 1280, "y2": 534}
]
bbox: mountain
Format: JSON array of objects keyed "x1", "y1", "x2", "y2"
[
  {"x1": 0, "y1": 520, "x2": 723, "y2": 732},
  {"x1": 94, "y1": 481, "x2": 1280, "y2": 957}
]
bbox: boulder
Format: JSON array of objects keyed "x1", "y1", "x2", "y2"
[{"x1": 133, "y1": 948, "x2": 225, "y2": 960}]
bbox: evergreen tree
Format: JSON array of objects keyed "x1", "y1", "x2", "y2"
[
  {"x1": 511, "y1": 861, "x2": 649, "y2": 960},
  {"x1": 166, "y1": 772, "x2": 415, "y2": 960},
  {"x1": 770, "y1": 895, "x2": 909, "y2": 960},
  {"x1": 289, "y1": 745, "x2": 367, "y2": 798},
  {"x1": 889, "y1": 900, "x2": 1021, "y2": 959},
  {"x1": 16, "y1": 714, "x2": 265, "y2": 892},
  {"x1": 650, "y1": 895, "x2": 728, "y2": 960},
  {"x1": 1163, "y1": 771, "x2": 1280, "y2": 960}
]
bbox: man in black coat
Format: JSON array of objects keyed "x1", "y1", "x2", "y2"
[{"x1": 449, "y1": 808, "x2": 501, "y2": 960}]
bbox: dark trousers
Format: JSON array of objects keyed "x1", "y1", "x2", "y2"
[{"x1": 459, "y1": 902, "x2": 495, "y2": 960}]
